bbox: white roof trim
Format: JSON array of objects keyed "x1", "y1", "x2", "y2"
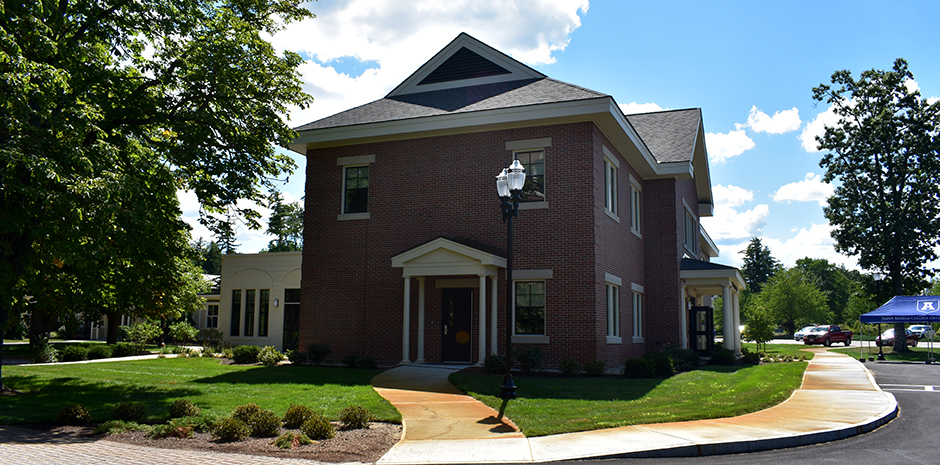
[{"x1": 391, "y1": 237, "x2": 506, "y2": 278}]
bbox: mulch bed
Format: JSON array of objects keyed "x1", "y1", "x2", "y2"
[{"x1": 10, "y1": 423, "x2": 402, "y2": 463}]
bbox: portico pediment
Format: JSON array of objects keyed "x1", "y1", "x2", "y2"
[{"x1": 391, "y1": 237, "x2": 506, "y2": 278}]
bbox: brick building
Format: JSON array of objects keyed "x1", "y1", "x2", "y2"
[{"x1": 289, "y1": 33, "x2": 744, "y2": 368}]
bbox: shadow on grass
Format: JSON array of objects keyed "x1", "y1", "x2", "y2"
[
  {"x1": 190, "y1": 364, "x2": 382, "y2": 387},
  {"x1": 449, "y1": 372, "x2": 666, "y2": 402},
  {"x1": 1, "y1": 375, "x2": 200, "y2": 425},
  {"x1": 0, "y1": 425, "x2": 101, "y2": 445}
]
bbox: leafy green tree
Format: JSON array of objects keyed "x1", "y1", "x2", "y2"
[
  {"x1": 192, "y1": 239, "x2": 223, "y2": 275},
  {"x1": 757, "y1": 267, "x2": 833, "y2": 334},
  {"x1": 794, "y1": 258, "x2": 862, "y2": 324},
  {"x1": 263, "y1": 192, "x2": 304, "y2": 252},
  {"x1": 740, "y1": 238, "x2": 782, "y2": 294},
  {"x1": 813, "y1": 58, "x2": 940, "y2": 351},
  {"x1": 743, "y1": 304, "x2": 776, "y2": 353}
]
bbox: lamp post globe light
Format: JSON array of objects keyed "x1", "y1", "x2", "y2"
[{"x1": 496, "y1": 159, "x2": 525, "y2": 399}]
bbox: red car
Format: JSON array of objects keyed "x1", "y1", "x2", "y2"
[
  {"x1": 803, "y1": 325, "x2": 853, "y2": 346},
  {"x1": 876, "y1": 328, "x2": 918, "y2": 347}
]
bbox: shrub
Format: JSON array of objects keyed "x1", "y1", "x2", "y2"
[
  {"x1": 94, "y1": 420, "x2": 151, "y2": 435},
  {"x1": 258, "y1": 346, "x2": 284, "y2": 367},
  {"x1": 662, "y1": 343, "x2": 700, "y2": 372},
  {"x1": 300, "y1": 414, "x2": 335, "y2": 440},
  {"x1": 558, "y1": 357, "x2": 581, "y2": 375},
  {"x1": 355, "y1": 355, "x2": 377, "y2": 369},
  {"x1": 285, "y1": 349, "x2": 307, "y2": 365},
  {"x1": 121, "y1": 320, "x2": 161, "y2": 355},
  {"x1": 307, "y1": 344, "x2": 331, "y2": 365},
  {"x1": 111, "y1": 401, "x2": 146, "y2": 422},
  {"x1": 60, "y1": 345, "x2": 90, "y2": 362},
  {"x1": 483, "y1": 353, "x2": 505, "y2": 374},
  {"x1": 232, "y1": 345, "x2": 262, "y2": 364},
  {"x1": 341, "y1": 353, "x2": 360, "y2": 367},
  {"x1": 643, "y1": 351, "x2": 675, "y2": 378},
  {"x1": 169, "y1": 399, "x2": 201, "y2": 419},
  {"x1": 30, "y1": 340, "x2": 58, "y2": 363},
  {"x1": 197, "y1": 328, "x2": 226, "y2": 350},
  {"x1": 515, "y1": 346, "x2": 543, "y2": 373},
  {"x1": 168, "y1": 321, "x2": 198, "y2": 346},
  {"x1": 213, "y1": 417, "x2": 251, "y2": 442},
  {"x1": 58, "y1": 404, "x2": 92, "y2": 425},
  {"x1": 149, "y1": 418, "x2": 195, "y2": 439},
  {"x1": 110, "y1": 342, "x2": 136, "y2": 357},
  {"x1": 87, "y1": 344, "x2": 113, "y2": 360},
  {"x1": 272, "y1": 432, "x2": 313, "y2": 450},
  {"x1": 201, "y1": 344, "x2": 217, "y2": 357},
  {"x1": 339, "y1": 405, "x2": 373, "y2": 430},
  {"x1": 583, "y1": 359, "x2": 607, "y2": 376},
  {"x1": 740, "y1": 348, "x2": 761, "y2": 365},
  {"x1": 231, "y1": 403, "x2": 264, "y2": 424},
  {"x1": 248, "y1": 409, "x2": 282, "y2": 437},
  {"x1": 710, "y1": 347, "x2": 736, "y2": 366},
  {"x1": 282, "y1": 404, "x2": 316, "y2": 429},
  {"x1": 622, "y1": 358, "x2": 654, "y2": 379}
]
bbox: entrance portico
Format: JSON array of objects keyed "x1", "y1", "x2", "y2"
[
  {"x1": 680, "y1": 258, "x2": 746, "y2": 355},
  {"x1": 391, "y1": 238, "x2": 506, "y2": 365}
]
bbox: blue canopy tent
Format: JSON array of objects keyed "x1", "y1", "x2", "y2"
[{"x1": 860, "y1": 296, "x2": 939, "y2": 363}]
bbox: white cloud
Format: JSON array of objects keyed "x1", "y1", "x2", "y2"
[
  {"x1": 742, "y1": 105, "x2": 801, "y2": 134},
  {"x1": 705, "y1": 130, "x2": 755, "y2": 164},
  {"x1": 620, "y1": 102, "x2": 669, "y2": 115},
  {"x1": 700, "y1": 184, "x2": 769, "y2": 241},
  {"x1": 178, "y1": 189, "x2": 304, "y2": 253},
  {"x1": 799, "y1": 103, "x2": 841, "y2": 153},
  {"x1": 760, "y1": 224, "x2": 857, "y2": 270},
  {"x1": 772, "y1": 173, "x2": 834, "y2": 206},
  {"x1": 269, "y1": 0, "x2": 590, "y2": 127}
]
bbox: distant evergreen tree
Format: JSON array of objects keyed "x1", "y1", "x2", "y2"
[{"x1": 740, "y1": 237, "x2": 781, "y2": 294}]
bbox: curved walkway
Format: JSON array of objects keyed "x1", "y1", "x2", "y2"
[
  {"x1": 375, "y1": 348, "x2": 897, "y2": 463},
  {"x1": 0, "y1": 349, "x2": 897, "y2": 464}
]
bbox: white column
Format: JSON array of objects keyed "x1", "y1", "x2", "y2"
[
  {"x1": 478, "y1": 274, "x2": 487, "y2": 365},
  {"x1": 401, "y1": 277, "x2": 411, "y2": 365},
  {"x1": 679, "y1": 283, "x2": 688, "y2": 349},
  {"x1": 722, "y1": 283, "x2": 734, "y2": 351},
  {"x1": 490, "y1": 275, "x2": 498, "y2": 356},
  {"x1": 732, "y1": 288, "x2": 741, "y2": 356},
  {"x1": 416, "y1": 277, "x2": 426, "y2": 364}
]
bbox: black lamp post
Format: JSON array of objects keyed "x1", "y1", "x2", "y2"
[{"x1": 496, "y1": 160, "x2": 525, "y2": 400}]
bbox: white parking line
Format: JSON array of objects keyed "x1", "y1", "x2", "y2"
[{"x1": 880, "y1": 384, "x2": 939, "y2": 392}]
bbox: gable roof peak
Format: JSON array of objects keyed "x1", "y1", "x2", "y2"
[{"x1": 387, "y1": 32, "x2": 545, "y2": 98}]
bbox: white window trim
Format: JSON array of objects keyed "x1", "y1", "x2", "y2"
[
  {"x1": 511, "y1": 276, "x2": 550, "y2": 344},
  {"x1": 682, "y1": 198, "x2": 696, "y2": 255},
  {"x1": 632, "y1": 282, "x2": 644, "y2": 343},
  {"x1": 630, "y1": 174, "x2": 642, "y2": 238},
  {"x1": 603, "y1": 146, "x2": 620, "y2": 222},
  {"x1": 605, "y1": 272, "x2": 622, "y2": 344},
  {"x1": 337, "y1": 155, "x2": 375, "y2": 221}
]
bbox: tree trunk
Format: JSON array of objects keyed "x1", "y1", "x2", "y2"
[
  {"x1": 891, "y1": 258, "x2": 909, "y2": 352},
  {"x1": 106, "y1": 312, "x2": 121, "y2": 344}
]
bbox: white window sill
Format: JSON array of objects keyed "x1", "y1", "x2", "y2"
[
  {"x1": 606, "y1": 335, "x2": 622, "y2": 344},
  {"x1": 631, "y1": 228, "x2": 642, "y2": 239},
  {"x1": 519, "y1": 201, "x2": 549, "y2": 211},
  {"x1": 512, "y1": 334, "x2": 550, "y2": 344},
  {"x1": 605, "y1": 208, "x2": 620, "y2": 223},
  {"x1": 632, "y1": 336, "x2": 645, "y2": 344},
  {"x1": 337, "y1": 212, "x2": 370, "y2": 221}
]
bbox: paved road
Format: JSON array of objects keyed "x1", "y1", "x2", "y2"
[{"x1": 571, "y1": 361, "x2": 940, "y2": 465}]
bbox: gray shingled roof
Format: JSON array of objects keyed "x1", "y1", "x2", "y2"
[
  {"x1": 294, "y1": 78, "x2": 608, "y2": 132},
  {"x1": 626, "y1": 109, "x2": 702, "y2": 163},
  {"x1": 681, "y1": 258, "x2": 737, "y2": 271}
]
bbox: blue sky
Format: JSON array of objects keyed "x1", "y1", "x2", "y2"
[{"x1": 181, "y1": 0, "x2": 940, "y2": 271}]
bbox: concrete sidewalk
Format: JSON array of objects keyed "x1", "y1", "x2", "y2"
[{"x1": 375, "y1": 348, "x2": 898, "y2": 463}]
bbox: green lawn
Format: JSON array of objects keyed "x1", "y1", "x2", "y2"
[
  {"x1": 831, "y1": 345, "x2": 940, "y2": 362},
  {"x1": 450, "y1": 362, "x2": 807, "y2": 437},
  {"x1": 744, "y1": 343, "x2": 817, "y2": 360},
  {"x1": 1, "y1": 357, "x2": 400, "y2": 425}
]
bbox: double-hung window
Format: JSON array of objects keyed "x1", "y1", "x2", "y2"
[
  {"x1": 206, "y1": 305, "x2": 219, "y2": 329},
  {"x1": 603, "y1": 147, "x2": 619, "y2": 220},
  {"x1": 630, "y1": 175, "x2": 642, "y2": 236},
  {"x1": 632, "y1": 283, "x2": 644, "y2": 343},
  {"x1": 244, "y1": 289, "x2": 255, "y2": 337},
  {"x1": 337, "y1": 155, "x2": 375, "y2": 220},
  {"x1": 683, "y1": 203, "x2": 696, "y2": 254},
  {"x1": 515, "y1": 150, "x2": 545, "y2": 202},
  {"x1": 230, "y1": 290, "x2": 241, "y2": 337},
  {"x1": 606, "y1": 273, "x2": 622, "y2": 344},
  {"x1": 514, "y1": 281, "x2": 546, "y2": 336}
]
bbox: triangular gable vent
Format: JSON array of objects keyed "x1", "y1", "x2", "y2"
[
  {"x1": 387, "y1": 32, "x2": 545, "y2": 97},
  {"x1": 418, "y1": 47, "x2": 511, "y2": 85}
]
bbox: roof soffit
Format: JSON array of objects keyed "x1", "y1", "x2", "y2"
[{"x1": 387, "y1": 32, "x2": 545, "y2": 97}]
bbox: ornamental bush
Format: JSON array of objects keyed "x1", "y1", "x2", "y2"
[
  {"x1": 483, "y1": 353, "x2": 505, "y2": 374},
  {"x1": 60, "y1": 345, "x2": 90, "y2": 362},
  {"x1": 583, "y1": 358, "x2": 607, "y2": 376},
  {"x1": 169, "y1": 399, "x2": 201, "y2": 418},
  {"x1": 300, "y1": 414, "x2": 335, "y2": 440},
  {"x1": 515, "y1": 346, "x2": 543, "y2": 373},
  {"x1": 710, "y1": 347, "x2": 736, "y2": 366},
  {"x1": 87, "y1": 344, "x2": 113, "y2": 360},
  {"x1": 282, "y1": 404, "x2": 316, "y2": 429},
  {"x1": 306, "y1": 343, "x2": 331, "y2": 365},
  {"x1": 57, "y1": 404, "x2": 92, "y2": 425},
  {"x1": 272, "y1": 432, "x2": 313, "y2": 450},
  {"x1": 231, "y1": 403, "x2": 263, "y2": 424},
  {"x1": 213, "y1": 417, "x2": 251, "y2": 442},
  {"x1": 285, "y1": 349, "x2": 307, "y2": 365},
  {"x1": 232, "y1": 345, "x2": 261, "y2": 364},
  {"x1": 111, "y1": 401, "x2": 146, "y2": 422},
  {"x1": 258, "y1": 346, "x2": 284, "y2": 367},
  {"x1": 643, "y1": 351, "x2": 675, "y2": 378},
  {"x1": 110, "y1": 342, "x2": 136, "y2": 358},
  {"x1": 622, "y1": 358, "x2": 654, "y2": 379},
  {"x1": 339, "y1": 405, "x2": 373, "y2": 430},
  {"x1": 558, "y1": 357, "x2": 581, "y2": 375}
]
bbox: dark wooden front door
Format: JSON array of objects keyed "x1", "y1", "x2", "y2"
[{"x1": 442, "y1": 288, "x2": 473, "y2": 363}]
